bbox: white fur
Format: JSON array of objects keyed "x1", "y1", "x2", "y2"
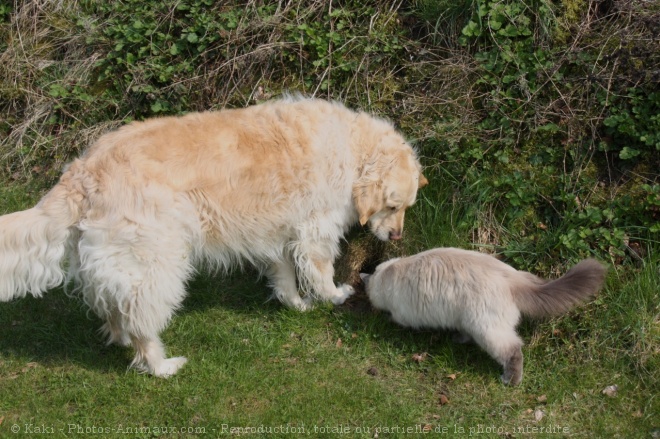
[
  {"x1": 0, "y1": 98, "x2": 425, "y2": 377},
  {"x1": 362, "y1": 248, "x2": 604, "y2": 385},
  {"x1": 362, "y1": 248, "x2": 526, "y2": 385}
]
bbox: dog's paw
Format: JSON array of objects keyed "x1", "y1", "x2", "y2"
[
  {"x1": 296, "y1": 296, "x2": 315, "y2": 311},
  {"x1": 153, "y1": 356, "x2": 188, "y2": 378},
  {"x1": 331, "y1": 284, "x2": 355, "y2": 305}
]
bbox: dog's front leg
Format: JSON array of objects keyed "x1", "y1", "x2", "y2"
[
  {"x1": 307, "y1": 257, "x2": 355, "y2": 305},
  {"x1": 267, "y1": 258, "x2": 312, "y2": 311}
]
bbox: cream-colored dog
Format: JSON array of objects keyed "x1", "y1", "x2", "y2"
[{"x1": 0, "y1": 97, "x2": 427, "y2": 377}]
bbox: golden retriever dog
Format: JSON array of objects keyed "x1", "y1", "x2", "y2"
[{"x1": 0, "y1": 97, "x2": 427, "y2": 377}]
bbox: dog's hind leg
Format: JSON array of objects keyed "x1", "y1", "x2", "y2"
[
  {"x1": 130, "y1": 334, "x2": 188, "y2": 378},
  {"x1": 78, "y1": 211, "x2": 196, "y2": 377},
  {"x1": 100, "y1": 309, "x2": 131, "y2": 347},
  {"x1": 120, "y1": 258, "x2": 192, "y2": 377}
]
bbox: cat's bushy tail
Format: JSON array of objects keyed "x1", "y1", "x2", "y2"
[{"x1": 512, "y1": 259, "x2": 607, "y2": 319}]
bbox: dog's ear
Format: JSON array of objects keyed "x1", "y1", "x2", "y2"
[
  {"x1": 418, "y1": 173, "x2": 429, "y2": 189},
  {"x1": 352, "y1": 180, "x2": 383, "y2": 226}
]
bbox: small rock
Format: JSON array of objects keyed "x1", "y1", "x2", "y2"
[
  {"x1": 602, "y1": 385, "x2": 618, "y2": 397},
  {"x1": 411, "y1": 352, "x2": 428, "y2": 363}
]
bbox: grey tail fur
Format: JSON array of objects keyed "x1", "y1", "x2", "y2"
[{"x1": 512, "y1": 259, "x2": 607, "y2": 319}]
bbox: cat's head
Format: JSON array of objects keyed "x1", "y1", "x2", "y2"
[
  {"x1": 359, "y1": 272, "x2": 372, "y2": 290},
  {"x1": 359, "y1": 257, "x2": 401, "y2": 293}
]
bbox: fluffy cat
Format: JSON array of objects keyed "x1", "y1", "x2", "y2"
[{"x1": 360, "y1": 248, "x2": 607, "y2": 385}]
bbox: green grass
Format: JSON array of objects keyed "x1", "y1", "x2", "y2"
[
  {"x1": 0, "y1": 178, "x2": 658, "y2": 438},
  {"x1": 1, "y1": 1, "x2": 657, "y2": 436}
]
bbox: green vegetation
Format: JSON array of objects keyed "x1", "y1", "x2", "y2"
[{"x1": 1, "y1": 0, "x2": 658, "y2": 437}]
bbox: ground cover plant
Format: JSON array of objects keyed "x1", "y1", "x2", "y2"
[{"x1": 1, "y1": 0, "x2": 658, "y2": 437}]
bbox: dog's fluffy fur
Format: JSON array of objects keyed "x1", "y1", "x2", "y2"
[
  {"x1": 0, "y1": 97, "x2": 426, "y2": 377},
  {"x1": 360, "y1": 248, "x2": 606, "y2": 385}
]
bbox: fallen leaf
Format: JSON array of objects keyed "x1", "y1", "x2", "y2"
[
  {"x1": 21, "y1": 362, "x2": 38, "y2": 373},
  {"x1": 446, "y1": 373, "x2": 457, "y2": 380},
  {"x1": 412, "y1": 352, "x2": 428, "y2": 363},
  {"x1": 423, "y1": 424, "x2": 433, "y2": 432},
  {"x1": 537, "y1": 394, "x2": 547, "y2": 403},
  {"x1": 0, "y1": 415, "x2": 4, "y2": 426},
  {"x1": 367, "y1": 366, "x2": 379, "y2": 376},
  {"x1": 602, "y1": 385, "x2": 618, "y2": 397},
  {"x1": 439, "y1": 394, "x2": 450, "y2": 405},
  {"x1": 336, "y1": 338, "x2": 343, "y2": 348},
  {"x1": 534, "y1": 409, "x2": 544, "y2": 421},
  {"x1": 632, "y1": 409, "x2": 643, "y2": 418}
]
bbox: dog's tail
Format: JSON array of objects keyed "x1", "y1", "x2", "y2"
[
  {"x1": 512, "y1": 259, "x2": 607, "y2": 319},
  {"x1": 0, "y1": 178, "x2": 83, "y2": 302}
]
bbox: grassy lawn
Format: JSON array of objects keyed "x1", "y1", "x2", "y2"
[
  {"x1": 0, "y1": 178, "x2": 658, "y2": 438},
  {"x1": 1, "y1": 1, "x2": 658, "y2": 436}
]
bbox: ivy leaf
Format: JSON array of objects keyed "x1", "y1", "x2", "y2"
[
  {"x1": 619, "y1": 146, "x2": 641, "y2": 160},
  {"x1": 462, "y1": 21, "x2": 481, "y2": 37}
]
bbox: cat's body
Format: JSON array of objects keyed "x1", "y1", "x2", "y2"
[{"x1": 360, "y1": 248, "x2": 607, "y2": 385}]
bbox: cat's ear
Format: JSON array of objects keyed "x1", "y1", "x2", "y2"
[{"x1": 359, "y1": 273, "x2": 371, "y2": 285}]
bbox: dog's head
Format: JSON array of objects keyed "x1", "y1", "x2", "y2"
[{"x1": 353, "y1": 144, "x2": 427, "y2": 242}]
